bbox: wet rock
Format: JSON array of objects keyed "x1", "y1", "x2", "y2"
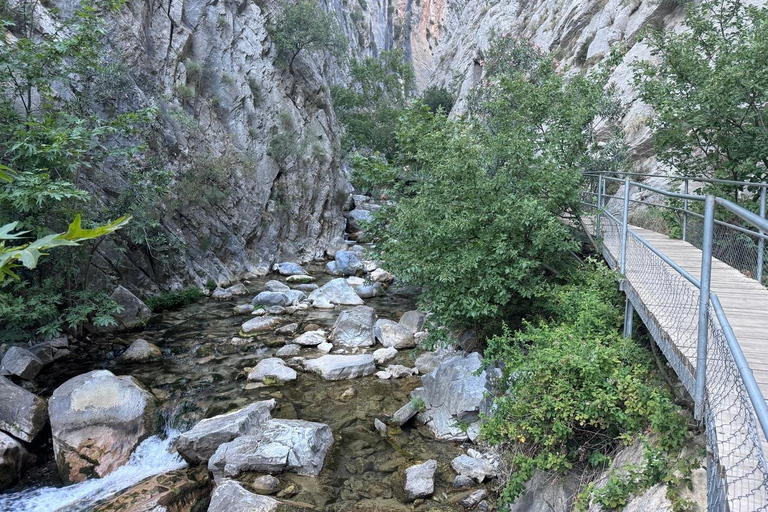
[
  {"x1": 335, "y1": 251, "x2": 363, "y2": 276},
  {"x1": 251, "y1": 474, "x2": 281, "y2": 495},
  {"x1": 286, "y1": 274, "x2": 315, "y2": 284},
  {"x1": 275, "y1": 323, "x2": 299, "y2": 335},
  {"x1": 49, "y1": 369, "x2": 157, "y2": 483},
  {"x1": 374, "y1": 418, "x2": 388, "y2": 435},
  {"x1": 385, "y1": 365, "x2": 417, "y2": 379},
  {"x1": 208, "y1": 419, "x2": 333, "y2": 479},
  {"x1": 252, "y1": 308, "x2": 267, "y2": 316},
  {"x1": 311, "y1": 294, "x2": 335, "y2": 309},
  {"x1": 451, "y1": 454, "x2": 498, "y2": 482},
  {"x1": 273, "y1": 262, "x2": 307, "y2": 276},
  {"x1": 211, "y1": 288, "x2": 234, "y2": 300},
  {"x1": 226, "y1": 283, "x2": 249, "y2": 295},
  {"x1": 399, "y1": 311, "x2": 426, "y2": 333},
  {"x1": 209, "y1": 479, "x2": 279, "y2": 512},
  {"x1": 356, "y1": 283, "x2": 381, "y2": 299},
  {"x1": 304, "y1": 354, "x2": 376, "y2": 380},
  {"x1": 453, "y1": 475, "x2": 474, "y2": 488},
  {"x1": 109, "y1": 285, "x2": 151, "y2": 329},
  {"x1": 292, "y1": 330, "x2": 326, "y2": 346},
  {"x1": 375, "y1": 371, "x2": 392, "y2": 379},
  {"x1": 284, "y1": 290, "x2": 306, "y2": 305},
  {"x1": 253, "y1": 292, "x2": 292, "y2": 307},
  {"x1": 176, "y1": 400, "x2": 276, "y2": 464},
  {"x1": 248, "y1": 358, "x2": 297, "y2": 382},
  {"x1": 458, "y1": 489, "x2": 488, "y2": 509},
  {"x1": 414, "y1": 348, "x2": 458, "y2": 374},
  {"x1": 0, "y1": 431, "x2": 34, "y2": 490},
  {"x1": 317, "y1": 278, "x2": 364, "y2": 305},
  {"x1": 373, "y1": 347, "x2": 398, "y2": 365},
  {"x1": 264, "y1": 280, "x2": 291, "y2": 293},
  {"x1": 0, "y1": 376, "x2": 48, "y2": 442},
  {"x1": 347, "y1": 276, "x2": 365, "y2": 286},
  {"x1": 265, "y1": 306, "x2": 286, "y2": 315},
  {"x1": 347, "y1": 209, "x2": 373, "y2": 232},
  {"x1": 28, "y1": 338, "x2": 68, "y2": 365},
  {"x1": 276, "y1": 345, "x2": 301, "y2": 357},
  {"x1": 231, "y1": 337, "x2": 249, "y2": 346},
  {"x1": 241, "y1": 316, "x2": 281, "y2": 335},
  {"x1": 325, "y1": 261, "x2": 343, "y2": 276},
  {"x1": 234, "y1": 304, "x2": 256, "y2": 315},
  {"x1": 120, "y1": 339, "x2": 162, "y2": 363},
  {"x1": 405, "y1": 459, "x2": 436, "y2": 500},
  {"x1": 293, "y1": 283, "x2": 319, "y2": 292},
  {"x1": 371, "y1": 268, "x2": 395, "y2": 283},
  {"x1": 317, "y1": 342, "x2": 333, "y2": 353},
  {"x1": 1, "y1": 346, "x2": 43, "y2": 380},
  {"x1": 392, "y1": 401, "x2": 419, "y2": 427},
  {"x1": 374, "y1": 319, "x2": 415, "y2": 349},
  {"x1": 277, "y1": 483, "x2": 298, "y2": 498},
  {"x1": 330, "y1": 306, "x2": 376, "y2": 348},
  {"x1": 339, "y1": 388, "x2": 357, "y2": 400}
]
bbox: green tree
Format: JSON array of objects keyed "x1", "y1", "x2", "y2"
[
  {"x1": 270, "y1": 0, "x2": 347, "y2": 73},
  {"x1": 420, "y1": 85, "x2": 455, "y2": 114},
  {"x1": 635, "y1": 0, "x2": 768, "y2": 191}
]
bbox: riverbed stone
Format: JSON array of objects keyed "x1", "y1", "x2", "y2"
[
  {"x1": 292, "y1": 330, "x2": 326, "y2": 346},
  {"x1": 385, "y1": 364, "x2": 417, "y2": 379},
  {"x1": 208, "y1": 479, "x2": 279, "y2": 512},
  {"x1": 330, "y1": 306, "x2": 376, "y2": 348},
  {"x1": 293, "y1": 283, "x2": 319, "y2": 292},
  {"x1": 451, "y1": 454, "x2": 498, "y2": 482},
  {"x1": 28, "y1": 337, "x2": 68, "y2": 365},
  {"x1": 392, "y1": 400, "x2": 419, "y2": 427},
  {"x1": 253, "y1": 291, "x2": 292, "y2": 307},
  {"x1": 208, "y1": 419, "x2": 333, "y2": 479},
  {"x1": 317, "y1": 342, "x2": 333, "y2": 353},
  {"x1": 335, "y1": 251, "x2": 363, "y2": 276},
  {"x1": 120, "y1": 339, "x2": 162, "y2": 363},
  {"x1": 234, "y1": 304, "x2": 256, "y2": 315},
  {"x1": 304, "y1": 354, "x2": 376, "y2": 380},
  {"x1": 241, "y1": 316, "x2": 281, "y2": 335},
  {"x1": 355, "y1": 282, "x2": 381, "y2": 298},
  {"x1": 286, "y1": 274, "x2": 315, "y2": 284},
  {"x1": 374, "y1": 319, "x2": 415, "y2": 349},
  {"x1": 325, "y1": 261, "x2": 343, "y2": 276},
  {"x1": 0, "y1": 431, "x2": 34, "y2": 490},
  {"x1": 414, "y1": 348, "x2": 458, "y2": 374},
  {"x1": 399, "y1": 311, "x2": 426, "y2": 333},
  {"x1": 211, "y1": 288, "x2": 234, "y2": 300},
  {"x1": 0, "y1": 376, "x2": 48, "y2": 442},
  {"x1": 311, "y1": 294, "x2": 335, "y2": 309},
  {"x1": 347, "y1": 209, "x2": 373, "y2": 232},
  {"x1": 1, "y1": 346, "x2": 43, "y2": 380},
  {"x1": 226, "y1": 283, "x2": 248, "y2": 295},
  {"x1": 317, "y1": 278, "x2": 364, "y2": 305},
  {"x1": 405, "y1": 459, "x2": 436, "y2": 500},
  {"x1": 273, "y1": 262, "x2": 307, "y2": 276},
  {"x1": 264, "y1": 280, "x2": 290, "y2": 293},
  {"x1": 373, "y1": 347, "x2": 398, "y2": 365},
  {"x1": 371, "y1": 268, "x2": 395, "y2": 283},
  {"x1": 276, "y1": 345, "x2": 301, "y2": 357},
  {"x1": 49, "y1": 369, "x2": 157, "y2": 483},
  {"x1": 453, "y1": 475, "x2": 474, "y2": 488},
  {"x1": 248, "y1": 358, "x2": 297, "y2": 382},
  {"x1": 109, "y1": 285, "x2": 151, "y2": 330},
  {"x1": 176, "y1": 400, "x2": 276, "y2": 464},
  {"x1": 275, "y1": 323, "x2": 299, "y2": 335},
  {"x1": 251, "y1": 474, "x2": 281, "y2": 495},
  {"x1": 458, "y1": 489, "x2": 488, "y2": 509}
]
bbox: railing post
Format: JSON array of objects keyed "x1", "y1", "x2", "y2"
[
  {"x1": 757, "y1": 186, "x2": 766, "y2": 283},
  {"x1": 682, "y1": 179, "x2": 689, "y2": 242},
  {"x1": 695, "y1": 195, "x2": 715, "y2": 420},
  {"x1": 620, "y1": 177, "x2": 630, "y2": 275},
  {"x1": 596, "y1": 174, "x2": 603, "y2": 240},
  {"x1": 623, "y1": 299, "x2": 634, "y2": 338}
]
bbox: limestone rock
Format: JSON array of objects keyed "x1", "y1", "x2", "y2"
[
  {"x1": 304, "y1": 354, "x2": 376, "y2": 380},
  {"x1": 385, "y1": 364, "x2": 417, "y2": 379},
  {"x1": 414, "y1": 348, "x2": 458, "y2": 374},
  {"x1": 317, "y1": 342, "x2": 333, "y2": 353},
  {"x1": 276, "y1": 345, "x2": 301, "y2": 357},
  {"x1": 317, "y1": 278, "x2": 364, "y2": 305},
  {"x1": 399, "y1": 311, "x2": 426, "y2": 333},
  {"x1": 331, "y1": 306, "x2": 376, "y2": 348},
  {"x1": 28, "y1": 337, "x2": 68, "y2": 365},
  {"x1": 355, "y1": 283, "x2": 381, "y2": 299},
  {"x1": 208, "y1": 479, "x2": 279, "y2": 512},
  {"x1": 120, "y1": 339, "x2": 162, "y2": 362},
  {"x1": 453, "y1": 475, "x2": 474, "y2": 488},
  {"x1": 392, "y1": 401, "x2": 419, "y2": 427},
  {"x1": 233, "y1": 304, "x2": 256, "y2": 315},
  {"x1": 109, "y1": 286, "x2": 151, "y2": 329},
  {"x1": 253, "y1": 291, "x2": 292, "y2": 307},
  {"x1": 458, "y1": 489, "x2": 488, "y2": 509},
  {"x1": 48, "y1": 370, "x2": 157, "y2": 483},
  {"x1": 347, "y1": 209, "x2": 373, "y2": 232},
  {"x1": 508, "y1": 470, "x2": 581, "y2": 512},
  {"x1": 286, "y1": 274, "x2": 315, "y2": 284},
  {"x1": 371, "y1": 268, "x2": 395, "y2": 283},
  {"x1": 251, "y1": 474, "x2": 281, "y2": 495},
  {"x1": 404, "y1": 459, "x2": 436, "y2": 500},
  {"x1": 1, "y1": 346, "x2": 43, "y2": 380},
  {"x1": 226, "y1": 283, "x2": 249, "y2": 295},
  {"x1": 0, "y1": 431, "x2": 34, "y2": 490},
  {"x1": 241, "y1": 316, "x2": 281, "y2": 335},
  {"x1": 451, "y1": 454, "x2": 498, "y2": 482},
  {"x1": 264, "y1": 280, "x2": 291, "y2": 293},
  {"x1": 375, "y1": 319, "x2": 415, "y2": 349},
  {"x1": 273, "y1": 262, "x2": 307, "y2": 276},
  {"x1": 0, "y1": 376, "x2": 48, "y2": 442},
  {"x1": 248, "y1": 358, "x2": 298, "y2": 382},
  {"x1": 176, "y1": 400, "x2": 275, "y2": 464},
  {"x1": 293, "y1": 283, "x2": 319, "y2": 292},
  {"x1": 312, "y1": 294, "x2": 335, "y2": 309},
  {"x1": 373, "y1": 347, "x2": 398, "y2": 365},
  {"x1": 334, "y1": 251, "x2": 363, "y2": 276},
  {"x1": 325, "y1": 261, "x2": 343, "y2": 276},
  {"x1": 275, "y1": 323, "x2": 299, "y2": 335},
  {"x1": 211, "y1": 288, "x2": 234, "y2": 300},
  {"x1": 292, "y1": 330, "x2": 327, "y2": 346}
]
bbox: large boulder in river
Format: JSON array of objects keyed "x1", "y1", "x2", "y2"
[
  {"x1": 48, "y1": 370, "x2": 157, "y2": 483},
  {"x1": 330, "y1": 306, "x2": 376, "y2": 348},
  {"x1": 304, "y1": 354, "x2": 376, "y2": 380},
  {"x1": 334, "y1": 251, "x2": 363, "y2": 276},
  {"x1": 0, "y1": 346, "x2": 43, "y2": 380},
  {"x1": 273, "y1": 262, "x2": 307, "y2": 276},
  {"x1": 176, "y1": 400, "x2": 275, "y2": 464},
  {"x1": 375, "y1": 319, "x2": 415, "y2": 349},
  {"x1": 208, "y1": 480, "x2": 279, "y2": 512},
  {"x1": 0, "y1": 376, "x2": 47, "y2": 442},
  {"x1": 120, "y1": 339, "x2": 161, "y2": 363},
  {"x1": 208, "y1": 419, "x2": 333, "y2": 480},
  {"x1": 109, "y1": 285, "x2": 151, "y2": 330},
  {"x1": 314, "y1": 278, "x2": 364, "y2": 306},
  {"x1": 0, "y1": 431, "x2": 34, "y2": 490}
]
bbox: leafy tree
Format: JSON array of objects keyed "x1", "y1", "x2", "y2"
[
  {"x1": 420, "y1": 85, "x2": 455, "y2": 114},
  {"x1": 270, "y1": 0, "x2": 347, "y2": 73},
  {"x1": 331, "y1": 49, "x2": 414, "y2": 158},
  {"x1": 635, "y1": 0, "x2": 768, "y2": 192}
]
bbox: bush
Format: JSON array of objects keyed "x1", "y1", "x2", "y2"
[
  {"x1": 145, "y1": 287, "x2": 202, "y2": 312},
  {"x1": 420, "y1": 85, "x2": 454, "y2": 114}
]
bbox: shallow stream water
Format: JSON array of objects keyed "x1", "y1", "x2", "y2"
[{"x1": 0, "y1": 264, "x2": 482, "y2": 512}]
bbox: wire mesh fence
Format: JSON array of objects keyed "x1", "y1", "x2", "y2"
[{"x1": 581, "y1": 175, "x2": 768, "y2": 512}]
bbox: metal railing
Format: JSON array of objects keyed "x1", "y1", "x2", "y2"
[{"x1": 582, "y1": 173, "x2": 768, "y2": 512}]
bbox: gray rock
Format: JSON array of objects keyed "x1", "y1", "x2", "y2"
[
  {"x1": 251, "y1": 474, "x2": 281, "y2": 495},
  {"x1": 0, "y1": 431, "x2": 34, "y2": 490},
  {"x1": 284, "y1": 290, "x2": 306, "y2": 305},
  {"x1": 176, "y1": 400, "x2": 276, "y2": 464},
  {"x1": 211, "y1": 288, "x2": 233, "y2": 300},
  {"x1": 385, "y1": 364, "x2": 417, "y2": 379},
  {"x1": 355, "y1": 283, "x2": 381, "y2": 298},
  {"x1": 275, "y1": 323, "x2": 299, "y2": 335},
  {"x1": 264, "y1": 280, "x2": 290, "y2": 293},
  {"x1": 286, "y1": 274, "x2": 315, "y2": 284},
  {"x1": 120, "y1": 339, "x2": 162, "y2": 363},
  {"x1": 508, "y1": 470, "x2": 580, "y2": 512},
  {"x1": 273, "y1": 262, "x2": 307, "y2": 276},
  {"x1": 399, "y1": 311, "x2": 426, "y2": 333},
  {"x1": 346, "y1": 276, "x2": 365, "y2": 286},
  {"x1": 352, "y1": 194, "x2": 372, "y2": 207},
  {"x1": 414, "y1": 348, "x2": 458, "y2": 374},
  {"x1": 371, "y1": 268, "x2": 395, "y2": 283},
  {"x1": 252, "y1": 308, "x2": 267, "y2": 316},
  {"x1": 373, "y1": 347, "x2": 398, "y2": 365},
  {"x1": 347, "y1": 209, "x2": 373, "y2": 232},
  {"x1": 253, "y1": 292, "x2": 292, "y2": 307},
  {"x1": 392, "y1": 401, "x2": 419, "y2": 427},
  {"x1": 318, "y1": 278, "x2": 364, "y2": 306},
  {"x1": 459, "y1": 489, "x2": 488, "y2": 509},
  {"x1": 293, "y1": 283, "x2": 319, "y2": 292},
  {"x1": 451, "y1": 454, "x2": 498, "y2": 482},
  {"x1": 226, "y1": 283, "x2": 249, "y2": 295},
  {"x1": 248, "y1": 358, "x2": 297, "y2": 382},
  {"x1": 0, "y1": 376, "x2": 47, "y2": 442},
  {"x1": 334, "y1": 251, "x2": 363, "y2": 276},
  {"x1": 241, "y1": 316, "x2": 281, "y2": 335},
  {"x1": 374, "y1": 418, "x2": 388, "y2": 435},
  {"x1": 208, "y1": 419, "x2": 334, "y2": 479},
  {"x1": 330, "y1": 306, "x2": 376, "y2": 348},
  {"x1": 233, "y1": 304, "x2": 256, "y2": 315},
  {"x1": 304, "y1": 354, "x2": 376, "y2": 380},
  {"x1": 28, "y1": 338, "x2": 69, "y2": 365},
  {"x1": 49, "y1": 370, "x2": 156, "y2": 483},
  {"x1": 374, "y1": 319, "x2": 415, "y2": 349},
  {"x1": 317, "y1": 342, "x2": 333, "y2": 353},
  {"x1": 405, "y1": 459, "x2": 436, "y2": 500},
  {"x1": 453, "y1": 475, "x2": 474, "y2": 488},
  {"x1": 109, "y1": 285, "x2": 151, "y2": 329},
  {"x1": 311, "y1": 294, "x2": 335, "y2": 309},
  {"x1": 1, "y1": 346, "x2": 43, "y2": 380},
  {"x1": 276, "y1": 345, "x2": 301, "y2": 357},
  {"x1": 208, "y1": 479, "x2": 279, "y2": 512},
  {"x1": 292, "y1": 330, "x2": 326, "y2": 346},
  {"x1": 265, "y1": 306, "x2": 286, "y2": 315},
  {"x1": 325, "y1": 261, "x2": 343, "y2": 276}
]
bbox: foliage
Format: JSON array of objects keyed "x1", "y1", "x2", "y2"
[
  {"x1": 482, "y1": 264, "x2": 689, "y2": 506},
  {"x1": 269, "y1": 0, "x2": 347, "y2": 72},
  {"x1": 145, "y1": 287, "x2": 202, "y2": 312},
  {"x1": 420, "y1": 85, "x2": 455, "y2": 114},
  {"x1": 349, "y1": 153, "x2": 400, "y2": 197},
  {"x1": 634, "y1": 0, "x2": 768, "y2": 193},
  {"x1": 331, "y1": 49, "x2": 414, "y2": 159}
]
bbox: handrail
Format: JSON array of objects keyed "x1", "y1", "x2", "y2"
[{"x1": 584, "y1": 170, "x2": 768, "y2": 189}]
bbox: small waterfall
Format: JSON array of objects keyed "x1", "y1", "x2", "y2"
[{"x1": 0, "y1": 429, "x2": 186, "y2": 512}]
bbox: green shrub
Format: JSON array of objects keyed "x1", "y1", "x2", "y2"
[
  {"x1": 420, "y1": 85, "x2": 455, "y2": 114},
  {"x1": 145, "y1": 287, "x2": 202, "y2": 312}
]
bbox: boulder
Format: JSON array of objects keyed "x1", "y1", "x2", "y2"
[
  {"x1": 253, "y1": 292, "x2": 292, "y2": 307},
  {"x1": 292, "y1": 330, "x2": 326, "y2": 346},
  {"x1": 208, "y1": 419, "x2": 333, "y2": 479},
  {"x1": 248, "y1": 358, "x2": 298, "y2": 382},
  {"x1": 371, "y1": 268, "x2": 395, "y2": 283},
  {"x1": 109, "y1": 285, "x2": 151, "y2": 329},
  {"x1": 1, "y1": 346, "x2": 43, "y2": 380},
  {"x1": 233, "y1": 304, "x2": 255, "y2": 315},
  {"x1": 275, "y1": 323, "x2": 299, "y2": 335},
  {"x1": 347, "y1": 209, "x2": 373, "y2": 232},
  {"x1": 330, "y1": 306, "x2": 376, "y2": 348},
  {"x1": 317, "y1": 279, "x2": 364, "y2": 306},
  {"x1": 405, "y1": 459, "x2": 436, "y2": 500},
  {"x1": 264, "y1": 280, "x2": 290, "y2": 293},
  {"x1": 226, "y1": 283, "x2": 249, "y2": 295},
  {"x1": 325, "y1": 261, "x2": 343, "y2": 276},
  {"x1": 355, "y1": 283, "x2": 381, "y2": 298},
  {"x1": 241, "y1": 316, "x2": 281, "y2": 335},
  {"x1": 399, "y1": 311, "x2": 426, "y2": 333},
  {"x1": 276, "y1": 345, "x2": 301, "y2": 357},
  {"x1": 120, "y1": 339, "x2": 162, "y2": 363},
  {"x1": 334, "y1": 251, "x2": 363, "y2": 276},
  {"x1": 304, "y1": 354, "x2": 376, "y2": 380},
  {"x1": 0, "y1": 431, "x2": 34, "y2": 490},
  {"x1": 414, "y1": 348, "x2": 459, "y2": 374},
  {"x1": 373, "y1": 347, "x2": 398, "y2": 365},
  {"x1": 391, "y1": 401, "x2": 419, "y2": 427},
  {"x1": 49, "y1": 370, "x2": 157, "y2": 483},
  {"x1": 286, "y1": 274, "x2": 315, "y2": 284},
  {"x1": 28, "y1": 337, "x2": 69, "y2": 365},
  {"x1": 374, "y1": 319, "x2": 415, "y2": 349},
  {"x1": 176, "y1": 400, "x2": 275, "y2": 464},
  {"x1": 451, "y1": 454, "x2": 499, "y2": 482},
  {"x1": 211, "y1": 288, "x2": 233, "y2": 300},
  {"x1": 208, "y1": 480, "x2": 279, "y2": 512},
  {"x1": 293, "y1": 283, "x2": 319, "y2": 292},
  {"x1": 0, "y1": 376, "x2": 47, "y2": 442},
  {"x1": 273, "y1": 262, "x2": 307, "y2": 276},
  {"x1": 251, "y1": 474, "x2": 280, "y2": 495}
]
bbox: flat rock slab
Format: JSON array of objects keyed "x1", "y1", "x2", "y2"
[
  {"x1": 304, "y1": 354, "x2": 376, "y2": 380},
  {"x1": 248, "y1": 358, "x2": 297, "y2": 382},
  {"x1": 241, "y1": 316, "x2": 281, "y2": 335},
  {"x1": 292, "y1": 330, "x2": 327, "y2": 346},
  {"x1": 316, "y1": 278, "x2": 364, "y2": 305},
  {"x1": 273, "y1": 262, "x2": 307, "y2": 276},
  {"x1": 208, "y1": 480, "x2": 279, "y2": 512},
  {"x1": 0, "y1": 376, "x2": 48, "y2": 442},
  {"x1": 405, "y1": 459, "x2": 437, "y2": 500}
]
